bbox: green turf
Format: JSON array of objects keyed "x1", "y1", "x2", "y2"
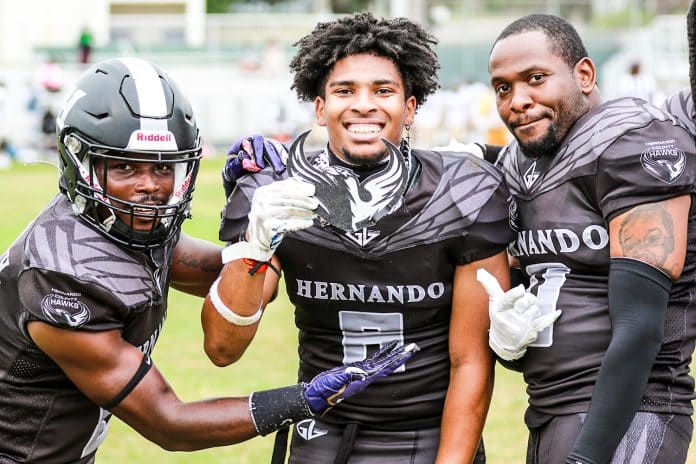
[{"x1": 0, "y1": 156, "x2": 690, "y2": 463}]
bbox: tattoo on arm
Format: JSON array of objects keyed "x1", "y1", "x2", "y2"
[
  {"x1": 175, "y1": 252, "x2": 223, "y2": 275},
  {"x1": 617, "y1": 203, "x2": 675, "y2": 270}
]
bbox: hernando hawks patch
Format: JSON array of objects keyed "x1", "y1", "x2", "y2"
[
  {"x1": 640, "y1": 140, "x2": 686, "y2": 184},
  {"x1": 41, "y1": 289, "x2": 91, "y2": 327}
]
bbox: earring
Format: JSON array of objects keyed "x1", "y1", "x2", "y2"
[{"x1": 404, "y1": 124, "x2": 411, "y2": 145}]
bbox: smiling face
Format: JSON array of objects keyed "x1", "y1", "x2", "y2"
[
  {"x1": 94, "y1": 154, "x2": 175, "y2": 230},
  {"x1": 489, "y1": 30, "x2": 595, "y2": 158},
  {"x1": 315, "y1": 53, "x2": 417, "y2": 165}
]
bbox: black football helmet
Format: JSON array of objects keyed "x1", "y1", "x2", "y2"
[{"x1": 56, "y1": 57, "x2": 202, "y2": 250}]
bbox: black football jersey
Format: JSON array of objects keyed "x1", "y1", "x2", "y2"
[
  {"x1": 221, "y1": 148, "x2": 514, "y2": 428},
  {"x1": 0, "y1": 195, "x2": 175, "y2": 463},
  {"x1": 498, "y1": 97, "x2": 696, "y2": 415}
]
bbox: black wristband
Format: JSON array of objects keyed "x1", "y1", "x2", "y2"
[
  {"x1": 249, "y1": 384, "x2": 312, "y2": 436},
  {"x1": 100, "y1": 354, "x2": 153, "y2": 410}
]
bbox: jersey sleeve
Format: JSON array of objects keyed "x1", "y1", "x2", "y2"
[
  {"x1": 448, "y1": 157, "x2": 515, "y2": 265},
  {"x1": 458, "y1": 182, "x2": 515, "y2": 264},
  {"x1": 596, "y1": 119, "x2": 696, "y2": 221},
  {"x1": 18, "y1": 268, "x2": 128, "y2": 332}
]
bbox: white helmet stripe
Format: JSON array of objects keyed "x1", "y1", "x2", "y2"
[
  {"x1": 118, "y1": 57, "x2": 168, "y2": 132},
  {"x1": 56, "y1": 88, "x2": 86, "y2": 131}
]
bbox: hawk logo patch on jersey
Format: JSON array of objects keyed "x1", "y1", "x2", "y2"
[
  {"x1": 523, "y1": 160, "x2": 540, "y2": 189},
  {"x1": 296, "y1": 419, "x2": 328, "y2": 441},
  {"x1": 41, "y1": 290, "x2": 91, "y2": 327},
  {"x1": 640, "y1": 141, "x2": 686, "y2": 184},
  {"x1": 287, "y1": 130, "x2": 408, "y2": 232}
]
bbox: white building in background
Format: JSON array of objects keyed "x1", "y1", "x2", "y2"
[{"x1": 0, "y1": 0, "x2": 204, "y2": 65}]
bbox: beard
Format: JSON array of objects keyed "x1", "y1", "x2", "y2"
[
  {"x1": 517, "y1": 91, "x2": 589, "y2": 159},
  {"x1": 339, "y1": 146, "x2": 388, "y2": 167},
  {"x1": 518, "y1": 123, "x2": 563, "y2": 159}
]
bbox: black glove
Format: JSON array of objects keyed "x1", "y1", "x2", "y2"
[{"x1": 222, "y1": 135, "x2": 287, "y2": 198}]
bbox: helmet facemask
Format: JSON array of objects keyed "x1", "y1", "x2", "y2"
[{"x1": 61, "y1": 130, "x2": 201, "y2": 250}]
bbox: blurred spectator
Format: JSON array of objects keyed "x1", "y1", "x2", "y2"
[
  {"x1": 35, "y1": 57, "x2": 63, "y2": 94},
  {"x1": 0, "y1": 80, "x2": 17, "y2": 166},
  {"x1": 615, "y1": 60, "x2": 664, "y2": 105},
  {"x1": 413, "y1": 81, "x2": 510, "y2": 148},
  {"x1": 261, "y1": 39, "x2": 287, "y2": 75},
  {"x1": 78, "y1": 27, "x2": 93, "y2": 65},
  {"x1": 260, "y1": 98, "x2": 314, "y2": 144},
  {"x1": 33, "y1": 58, "x2": 64, "y2": 158},
  {"x1": 239, "y1": 46, "x2": 262, "y2": 71}
]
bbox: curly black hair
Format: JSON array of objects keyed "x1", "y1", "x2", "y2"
[{"x1": 289, "y1": 11, "x2": 440, "y2": 108}]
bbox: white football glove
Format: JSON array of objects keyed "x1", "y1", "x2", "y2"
[
  {"x1": 222, "y1": 178, "x2": 318, "y2": 264},
  {"x1": 432, "y1": 138, "x2": 485, "y2": 159},
  {"x1": 476, "y1": 268, "x2": 561, "y2": 361}
]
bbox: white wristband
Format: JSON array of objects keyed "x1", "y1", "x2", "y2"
[
  {"x1": 209, "y1": 278, "x2": 262, "y2": 326},
  {"x1": 222, "y1": 241, "x2": 273, "y2": 264}
]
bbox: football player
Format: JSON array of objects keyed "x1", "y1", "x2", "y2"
[
  {"x1": 0, "y1": 57, "x2": 414, "y2": 463},
  {"x1": 203, "y1": 12, "x2": 531, "y2": 464},
  {"x1": 486, "y1": 13, "x2": 696, "y2": 464}
]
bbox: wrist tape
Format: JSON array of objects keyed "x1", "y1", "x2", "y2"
[{"x1": 249, "y1": 384, "x2": 312, "y2": 436}]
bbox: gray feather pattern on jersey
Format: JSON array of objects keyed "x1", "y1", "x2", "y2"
[
  {"x1": 287, "y1": 133, "x2": 408, "y2": 232},
  {"x1": 291, "y1": 150, "x2": 503, "y2": 256},
  {"x1": 502, "y1": 98, "x2": 675, "y2": 197},
  {"x1": 661, "y1": 89, "x2": 696, "y2": 136},
  {"x1": 25, "y1": 198, "x2": 158, "y2": 308}
]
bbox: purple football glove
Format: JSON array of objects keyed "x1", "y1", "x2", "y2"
[
  {"x1": 303, "y1": 341, "x2": 419, "y2": 415},
  {"x1": 222, "y1": 135, "x2": 288, "y2": 197}
]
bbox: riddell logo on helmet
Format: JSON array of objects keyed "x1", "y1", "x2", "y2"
[
  {"x1": 127, "y1": 130, "x2": 178, "y2": 151},
  {"x1": 173, "y1": 172, "x2": 193, "y2": 198},
  {"x1": 136, "y1": 132, "x2": 172, "y2": 142}
]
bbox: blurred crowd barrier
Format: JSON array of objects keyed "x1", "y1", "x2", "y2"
[
  {"x1": 413, "y1": 81, "x2": 510, "y2": 149},
  {"x1": 0, "y1": 58, "x2": 509, "y2": 168}
]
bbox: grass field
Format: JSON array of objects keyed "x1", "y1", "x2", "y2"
[{"x1": 0, "y1": 155, "x2": 692, "y2": 463}]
